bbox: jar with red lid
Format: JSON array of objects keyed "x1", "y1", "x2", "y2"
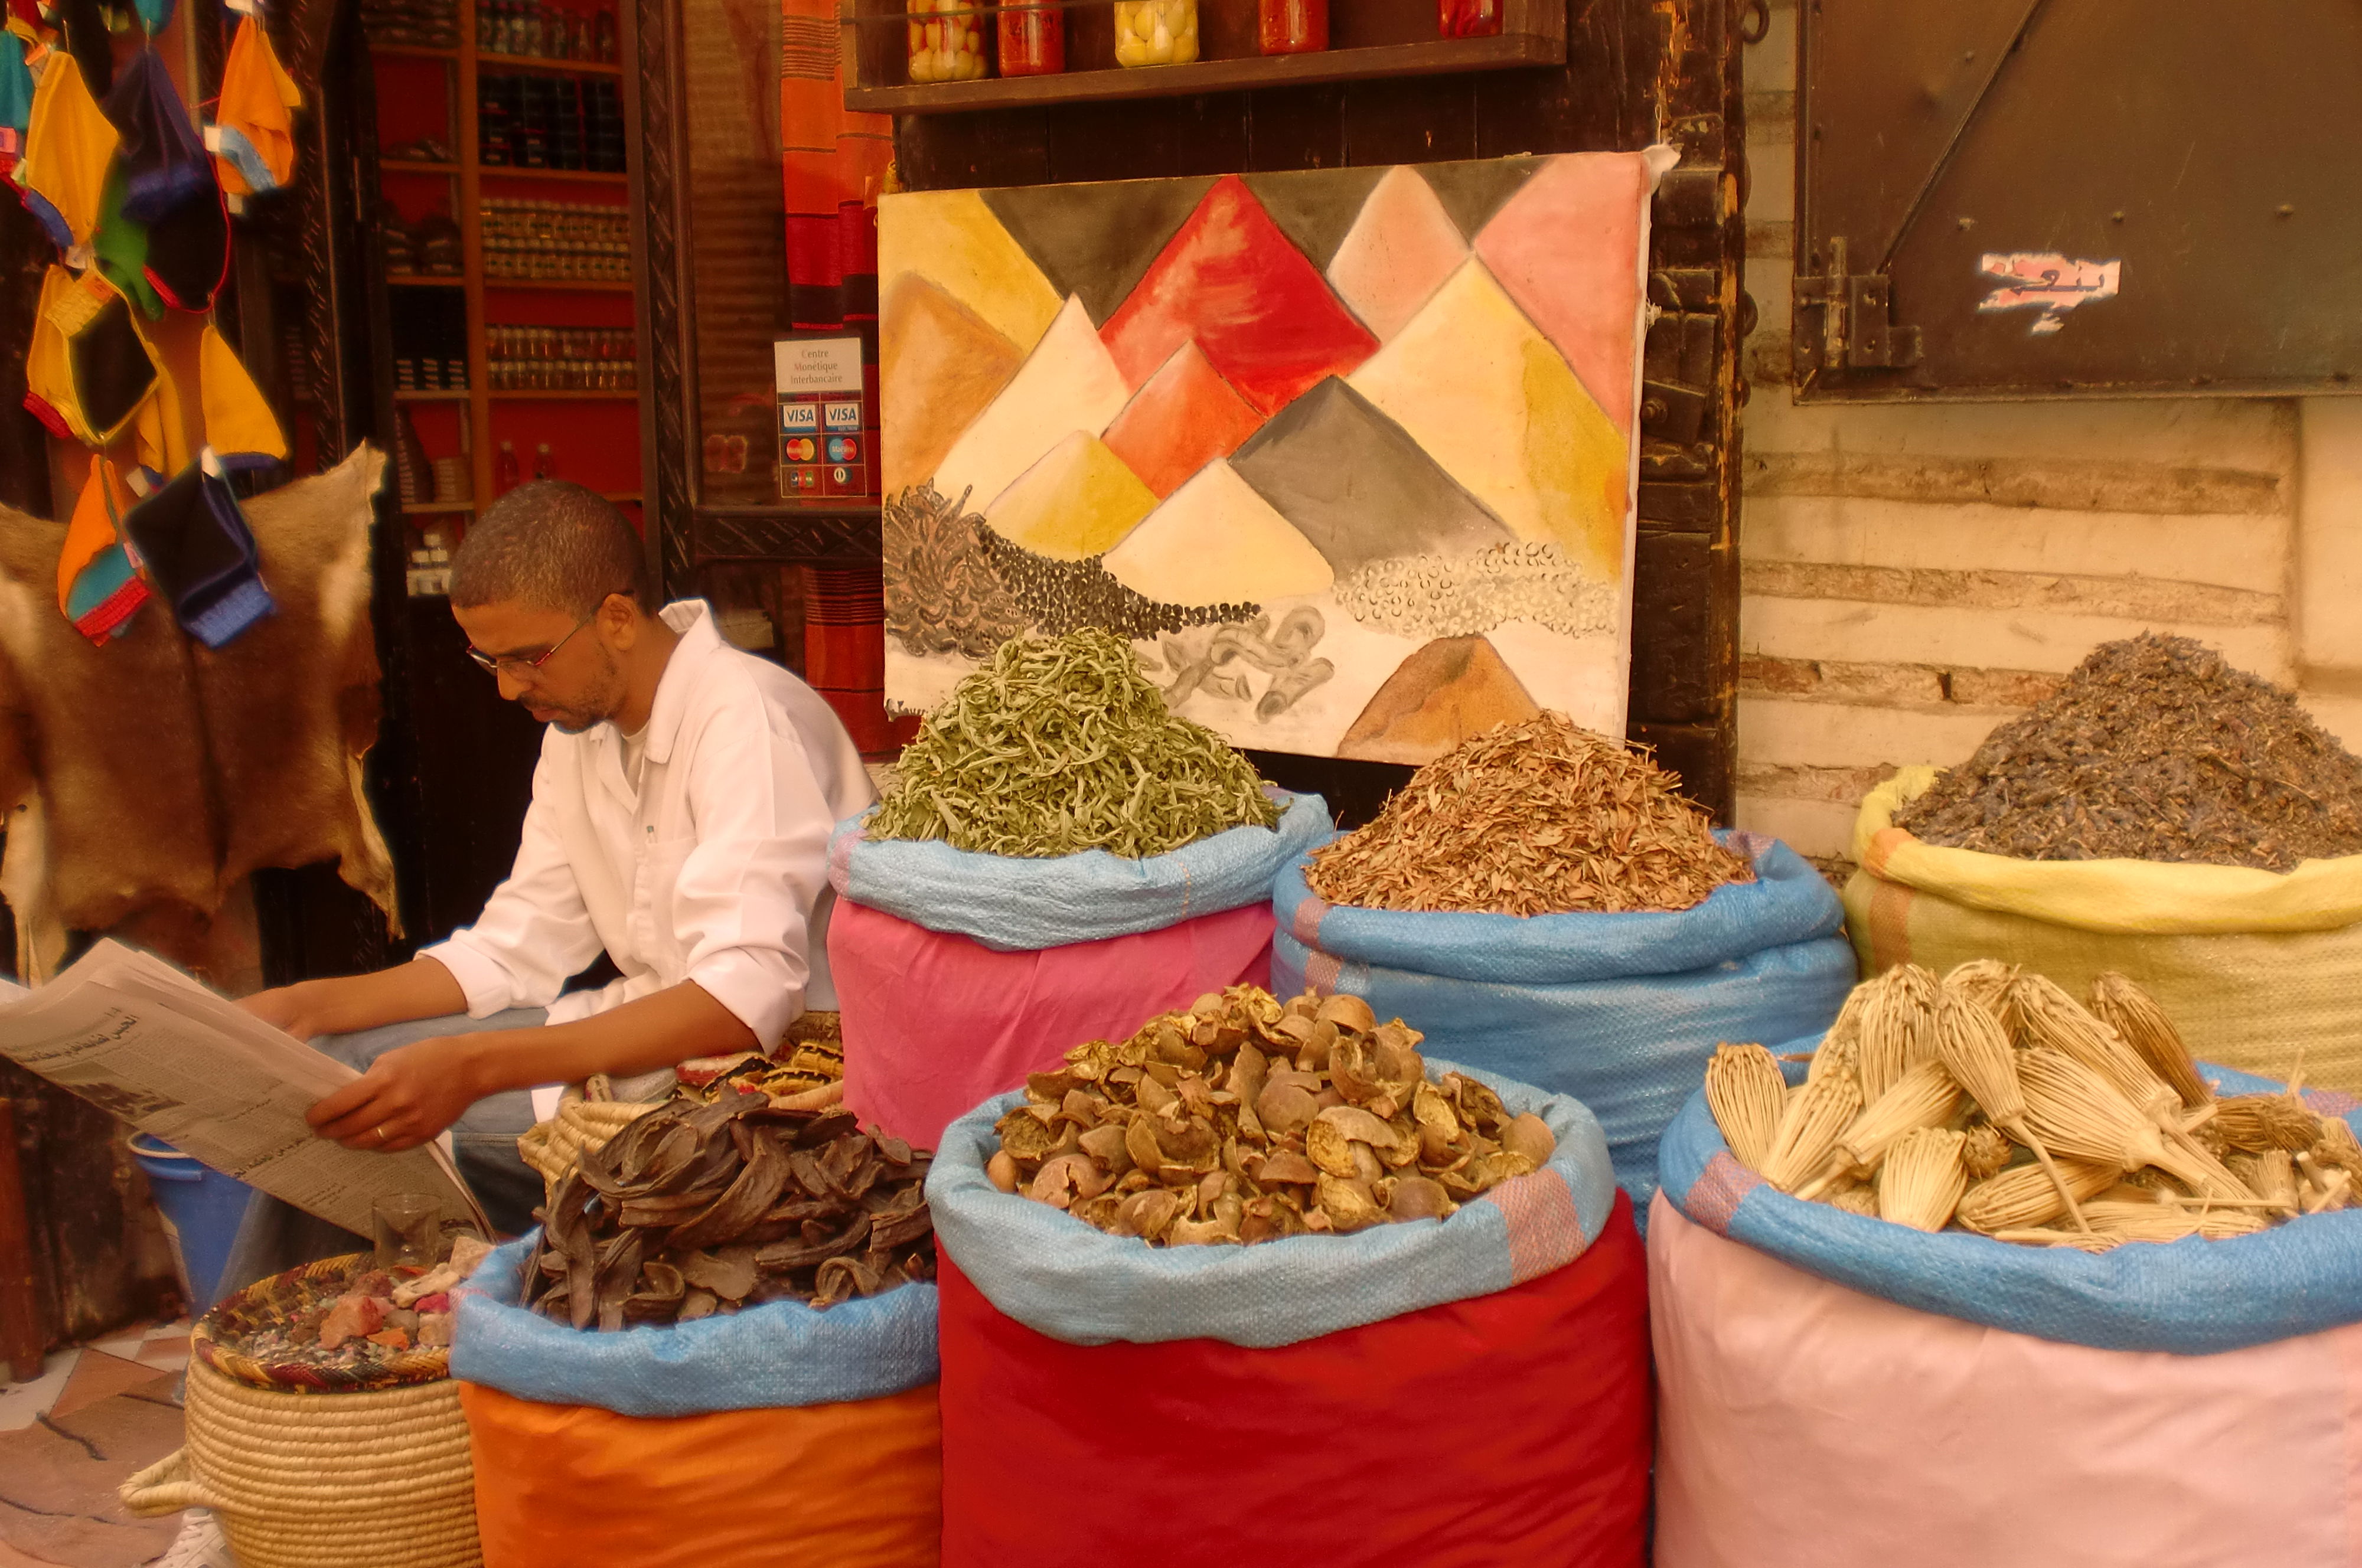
[
  {"x1": 1437, "y1": 0, "x2": 1500, "y2": 37},
  {"x1": 997, "y1": 0, "x2": 1065, "y2": 74},
  {"x1": 1257, "y1": 0, "x2": 1324, "y2": 53}
]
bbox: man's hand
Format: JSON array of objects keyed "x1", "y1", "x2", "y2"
[{"x1": 307, "y1": 1035, "x2": 486, "y2": 1153}]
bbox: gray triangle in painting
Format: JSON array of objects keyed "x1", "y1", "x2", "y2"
[
  {"x1": 1239, "y1": 166, "x2": 1392, "y2": 273},
  {"x1": 1229, "y1": 376, "x2": 1512, "y2": 577},
  {"x1": 1417, "y1": 155, "x2": 1547, "y2": 243},
  {"x1": 980, "y1": 177, "x2": 1219, "y2": 326}
]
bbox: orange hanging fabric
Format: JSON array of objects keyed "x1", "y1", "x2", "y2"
[
  {"x1": 57, "y1": 454, "x2": 151, "y2": 643},
  {"x1": 207, "y1": 14, "x2": 301, "y2": 199}
]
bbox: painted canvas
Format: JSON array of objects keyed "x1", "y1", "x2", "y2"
[{"x1": 877, "y1": 151, "x2": 1672, "y2": 764}]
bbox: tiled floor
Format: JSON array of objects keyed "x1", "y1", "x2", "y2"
[{"x1": 0, "y1": 1321, "x2": 191, "y2": 1433}]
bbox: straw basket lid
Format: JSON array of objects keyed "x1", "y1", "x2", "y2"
[{"x1": 195, "y1": 1253, "x2": 451, "y2": 1393}]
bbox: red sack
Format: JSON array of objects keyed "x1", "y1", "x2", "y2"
[
  {"x1": 937, "y1": 1193, "x2": 1652, "y2": 1568},
  {"x1": 832, "y1": 897, "x2": 1275, "y2": 1149}
]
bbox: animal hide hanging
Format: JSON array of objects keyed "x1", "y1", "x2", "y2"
[{"x1": 0, "y1": 443, "x2": 400, "y2": 979}]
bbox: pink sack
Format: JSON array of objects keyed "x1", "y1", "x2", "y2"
[
  {"x1": 1649, "y1": 1194, "x2": 2362, "y2": 1568},
  {"x1": 830, "y1": 898, "x2": 1274, "y2": 1149}
]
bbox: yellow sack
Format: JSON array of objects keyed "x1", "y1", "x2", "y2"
[{"x1": 1847, "y1": 767, "x2": 2362, "y2": 1093}]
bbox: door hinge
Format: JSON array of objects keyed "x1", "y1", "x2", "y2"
[{"x1": 1792, "y1": 237, "x2": 1923, "y2": 376}]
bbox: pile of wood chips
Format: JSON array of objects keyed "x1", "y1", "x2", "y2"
[
  {"x1": 1306, "y1": 713, "x2": 1753, "y2": 916},
  {"x1": 990, "y1": 985, "x2": 1556, "y2": 1245},
  {"x1": 524, "y1": 1094, "x2": 934, "y2": 1329},
  {"x1": 1706, "y1": 962, "x2": 2362, "y2": 1250}
]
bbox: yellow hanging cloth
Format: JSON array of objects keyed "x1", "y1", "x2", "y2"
[
  {"x1": 12, "y1": 46, "x2": 118, "y2": 256},
  {"x1": 198, "y1": 323, "x2": 288, "y2": 461},
  {"x1": 208, "y1": 15, "x2": 301, "y2": 198}
]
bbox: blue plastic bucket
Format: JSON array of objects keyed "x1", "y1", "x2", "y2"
[{"x1": 128, "y1": 1135, "x2": 255, "y2": 1315}]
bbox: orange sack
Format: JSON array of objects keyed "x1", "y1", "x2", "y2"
[{"x1": 461, "y1": 1380, "x2": 942, "y2": 1568}]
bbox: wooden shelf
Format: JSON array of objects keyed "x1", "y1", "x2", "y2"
[
  {"x1": 477, "y1": 165, "x2": 629, "y2": 185},
  {"x1": 481, "y1": 276, "x2": 637, "y2": 292},
  {"x1": 477, "y1": 50, "x2": 625, "y2": 75},
  {"x1": 388, "y1": 273, "x2": 466, "y2": 287},
  {"x1": 840, "y1": 0, "x2": 1564, "y2": 112},
  {"x1": 383, "y1": 159, "x2": 461, "y2": 175},
  {"x1": 371, "y1": 41, "x2": 460, "y2": 60},
  {"x1": 402, "y1": 500, "x2": 478, "y2": 512},
  {"x1": 395, "y1": 388, "x2": 473, "y2": 401},
  {"x1": 490, "y1": 389, "x2": 641, "y2": 400}
]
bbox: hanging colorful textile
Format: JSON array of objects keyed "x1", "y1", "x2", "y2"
[
  {"x1": 0, "y1": 33, "x2": 31, "y2": 180},
  {"x1": 22, "y1": 265, "x2": 162, "y2": 446},
  {"x1": 103, "y1": 48, "x2": 209, "y2": 220},
  {"x1": 122, "y1": 446, "x2": 275, "y2": 648},
  {"x1": 207, "y1": 12, "x2": 299, "y2": 200},
  {"x1": 11, "y1": 38, "x2": 120, "y2": 259},
  {"x1": 57, "y1": 453, "x2": 149, "y2": 642},
  {"x1": 92, "y1": 157, "x2": 167, "y2": 316}
]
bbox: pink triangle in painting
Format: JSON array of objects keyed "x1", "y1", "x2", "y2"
[
  {"x1": 1470, "y1": 152, "x2": 1650, "y2": 435},
  {"x1": 1100, "y1": 341, "x2": 1267, "y2": 499},
  {"x1": 1100, "y1": 174, "x2": 1379, "y2": 416},
  {"x1": 1326, "y1": 165, "x2": 1470, "y2": 342}
]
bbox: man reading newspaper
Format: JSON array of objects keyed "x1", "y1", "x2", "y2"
[{"x1": 224, "y1": 482, "x2": 873, "y2": 1288}]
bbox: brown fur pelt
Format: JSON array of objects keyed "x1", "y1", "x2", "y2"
[{"x1": 0, "y1": 444, "x2": 400, "y2": 979}]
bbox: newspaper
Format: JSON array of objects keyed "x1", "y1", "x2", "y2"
[{"x1": 0, "y1": 940, "x2": 489, "y2": 1238}]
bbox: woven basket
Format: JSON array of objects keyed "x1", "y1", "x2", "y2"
[
  {"x1": 194, "y1": 1254, "x2": 449, "y2": 1393},
  {"x1": 122, "y1": 1256, "x2": 481, "y2": 1566}
]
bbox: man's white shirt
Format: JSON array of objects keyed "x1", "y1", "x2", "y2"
[{"x1": 420, "y1": 599, "x2": 875, "y2": 1113}]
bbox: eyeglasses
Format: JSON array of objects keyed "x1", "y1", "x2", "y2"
[{"x1": 465, "y1": 613, "x2": 594, "y2": 678}]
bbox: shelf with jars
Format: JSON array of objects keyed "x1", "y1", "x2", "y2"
[
  {"x1": 363, "y1": 0, "x2": 647, "y2": 591},
  {"x1": 840, "y1": 0, "x2": 1558, "y2": 112}
]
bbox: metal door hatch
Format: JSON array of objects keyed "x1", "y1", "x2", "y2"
[{"x1": 1795, "y1": 0, "x2": 2362, "y2": 400}]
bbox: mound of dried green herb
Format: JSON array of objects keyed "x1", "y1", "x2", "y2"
[
  {"x1": 870, "y1": 628, "x2": 1281, "y2": 859},
  {"x1": 1306, "y1": 713, "x2": 1752, "y2": 916},
  {"x1": 1893, "y1": 634, "x2": 2362, "y2": 871}
]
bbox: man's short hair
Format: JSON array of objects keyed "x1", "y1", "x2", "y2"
[{"x1": 449, "y1": 481, "x2": 656, "y2": 616}]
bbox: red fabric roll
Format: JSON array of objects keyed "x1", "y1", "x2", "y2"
[{"x1": 936, "y1": 1194, "x2": 1653, "y2": 1568}]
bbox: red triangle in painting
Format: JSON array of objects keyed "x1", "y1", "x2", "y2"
[
  {"x1": 1100, "y1": 342, "x2": 1267, "y2": 498},
  {"x1": 1100, "y1": 175, "x2": 1379, "y2": 416}
]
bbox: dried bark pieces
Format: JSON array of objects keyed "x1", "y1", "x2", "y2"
[
  {"x1": 524, "y1": 1095, "x2": 934, "y2": 1328},
  {"x1": 993, "y1": 985, "x2": 1554, "y2": 1246},
  {"x1": 1305, "y1": 713, "x2": 1753, "y2": 916}
]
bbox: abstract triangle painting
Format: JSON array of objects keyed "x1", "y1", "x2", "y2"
[{"x1": 878, "y1": 151, "x2": 1671, "y2": 763}]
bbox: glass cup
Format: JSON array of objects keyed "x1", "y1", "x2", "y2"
[{"x1": 373, "y1": 1194, "x2": 446, "y2": 1272}]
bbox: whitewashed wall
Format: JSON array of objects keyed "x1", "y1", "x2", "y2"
[{"x1": 1734, "y1": 4, "x2": 2354, "y2": 871}]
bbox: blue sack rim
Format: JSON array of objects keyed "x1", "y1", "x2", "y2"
[
  {"x1": 452, "y1": 1231, "x2": 940, "y2": 1417},
  {"x1": 926, "y1": 1056, "x2": 1618, "y2": 1349},
  {"x1": 1273, "y1": 830, "x2": 1844, "y2": 985}
]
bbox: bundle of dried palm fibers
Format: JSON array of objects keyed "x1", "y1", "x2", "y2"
[
  {"x1": 1704, "y1": 1043, "x2": 1785, "y2": 1171},
  {"x1": 1891, "y1": 632, "x2": 2362, "y2": 870},
  {"x1": 1303, "y1": 712, "x2": 1753, "y2": 916},
  {"x1": 1943, "y1": 958, "x2": 2016, "y2": 1023},
  {"x1": 1928, "y1": 989, "x2": 2095, "y2": 1234},
  {"x1": 1878, "y1": 1129, "x2": 1968, "y2": 1231},
  {"x1": 870, "y1": 628, "x2": 1278, "y2": 859},
  {"x1": 2087, "y1": 971, "x2": 2212, "y2": 1110},
  {"x1": 1856, "y1": 965, "x2": 1939, "y2": 1102},
  {"x1": 1695, "y1": 963, "x2": 2359, "y2": 1249}
]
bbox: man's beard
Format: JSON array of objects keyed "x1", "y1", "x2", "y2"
[{"x1": 535, "y1": 654, "x2": 628, "y2": 733}]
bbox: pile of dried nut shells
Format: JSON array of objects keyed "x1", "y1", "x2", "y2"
[{"x1": 988, "y1": 986, "x2": 1558, "y2": 1246}]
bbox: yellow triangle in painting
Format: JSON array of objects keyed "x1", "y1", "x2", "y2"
[
  {"x1": 879, "y1": 190, "x2": 1065, "y2": 355},
  {"x1": 1103, "y1": 459, "x2": 1333, "y2": 607},
  {"x1": 983, "y1": 431, "x2": 1157, "y2": 560},
  {"x1": 1347, "y1": 257, "x2": 1627, "y2": 580}
]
